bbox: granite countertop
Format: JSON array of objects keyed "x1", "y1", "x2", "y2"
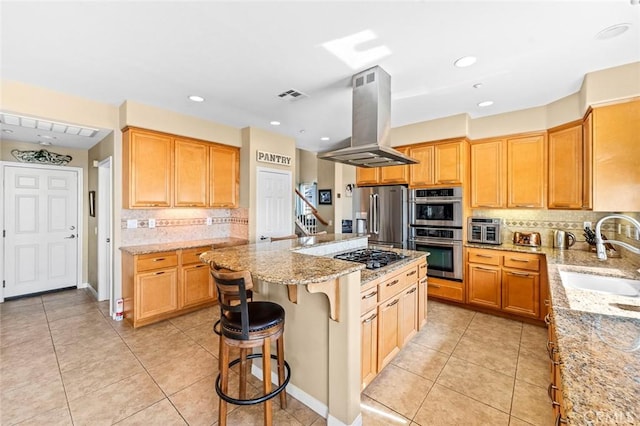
[
  {"x1": 119, "y1": 237, "x2": 249, "y2": 255},
  {"x1": 199, "y1": 234, "x2": 427, "y2": 286},
  {"x1": 468, "y1": 242, "x2": 640, "y2": 424}
]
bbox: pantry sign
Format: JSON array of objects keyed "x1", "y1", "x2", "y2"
[{"x1": 256, "y1": 150, "x2": 292, "y2": 166}]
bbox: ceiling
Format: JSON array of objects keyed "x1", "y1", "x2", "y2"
[{"x1": 1, "y1": 1, "x2": 639, "y2": 152}]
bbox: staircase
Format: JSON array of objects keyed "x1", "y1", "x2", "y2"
[{"x1": 295, "y1": 188, "x2": 329, "y2": 236}]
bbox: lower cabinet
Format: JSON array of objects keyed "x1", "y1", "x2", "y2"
[
  {"x1": 361, "y1": 258, "x2": 427, "y2": 390},
  {"x1": 546, "y1": 310, "x2": 566, "y2": 423},
  {"x1": 466, "y1": 248, "x2": 543, "y2": 320},
  {"x1": 122, "y1": 246, "x2": 217, "y2": 328}
]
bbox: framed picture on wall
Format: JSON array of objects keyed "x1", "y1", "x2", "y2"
[{"x1": 318, "y1": 189, "x2": 332, "y2": 205}]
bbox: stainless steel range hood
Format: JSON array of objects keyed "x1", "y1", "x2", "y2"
[{"x1": 319, "y1": 66, "x2": 418, "y2": 168}]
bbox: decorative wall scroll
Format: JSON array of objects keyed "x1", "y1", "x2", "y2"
[{"x1": 11, "y1": 149, "x2": 72, "y2": 165}]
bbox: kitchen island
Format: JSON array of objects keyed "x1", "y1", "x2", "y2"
[
  {"x1": 200, "y1": 234, "x2": 427, "y2": 426},
  {"x1": 467, "y1": 242, "x2": 640, "y2": 425}
]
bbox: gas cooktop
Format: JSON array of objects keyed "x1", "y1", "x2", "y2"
[{"x1": 334, "y1": 249, "x2": 406, "y2": 270}]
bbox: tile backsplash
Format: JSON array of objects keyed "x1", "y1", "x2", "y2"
[{"x1": 120, "y1": 207, "x2": 248, "y2": 247}]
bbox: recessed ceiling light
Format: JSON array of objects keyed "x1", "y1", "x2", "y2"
[
  {"x1": 270, "y1": 121, "x2": 281, "y2": 126},
  {"x1": 454, "y1": 56, "x2": 477, "y2": 68},
  {"x1": 38, "y1": 134, "x2": 56, "y2": 139},
  {"x1": 473, "y1": 83, "x2": 483, "y2": 89},
  {"x1": 595, "y1": 23, "x2": 631, "y2": 40},
  {"x1": 478, "y1": 101, "x2": 494, "y2": 107},
  {"x1": 2, "y1": 129, "x2": 14, "y2": 134},
  {"x1": 188, "y1": 95, "x2": 205, "y2": 102},
  {"x1": 321, "y1": 137, "x2": 330, "y2": 141}
]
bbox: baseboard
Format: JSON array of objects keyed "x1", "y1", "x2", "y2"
[{"x1": 82, "y1": 282, "x2": 99, "y2": 300}]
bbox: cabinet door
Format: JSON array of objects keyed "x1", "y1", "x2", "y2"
[
  {"x1": 124, "y1": 129, "x2": 173, "y2": 208},
  {"x1": 470, "y1": 139, "x2": 506, "y2": 208},
  {"x1": 467, "y1": 264, "x2": 501, "y2": 309},
  {"x1": 136, "y1": 268, "x2": 178, "y2": 321},
  {"x1": 507, "y1": 134, "x2": 547, "y2": 208},
  {"x1": 209, "y1": 145, "x2": 239, "y2": 208},
  {"x1": 175, "y1": 138, "x2": 208, "y2": 207},
  {"x1": 548, "y1": 125, "x2": 583, "y2": 209},
  {"x1": 408, "y1": 145, "x2": 434, "y2": 187},
  {"x1": 356, "y1": 167, "x2": 380, "y2": 186},
  {"x1": 181, "y1": 263, "x2": 215, "y2": 309},
  {"x1": 435, "y1": 142, "x2": 463, "y2": 185},
  {"x1": 582, "y1": 111, "x2": 593, "y2": 209},
  {"x1": 592, "y1": 99, "x2": 640, "y2": 211},
  {"x1": 502, "y1": 270, "x2": 540, "y2": 318},
  {"x1": 361, "y1": 309, "x2": 378, "y2": 390},
  {"x1": 377, "y1": 295, "x2": 401, "y2": 371},
  {"x1": 417, "y1": 277, "x2": 428, "y2": 330},
  {"x1": 380, "y1": 147, "x2": 409, "y2": 184},
  {"x1": 399, "y1": 284, "x2": 418, "y2": 347}
]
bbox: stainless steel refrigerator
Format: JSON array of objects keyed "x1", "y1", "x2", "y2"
[{"x1": 353, "y1": 185, "x2": 408, "y2": 248}]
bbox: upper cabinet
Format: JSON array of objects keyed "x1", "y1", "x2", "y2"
[
  {"x1": 123, "y1": 127, "x2": 240, "y2": 209},
  {"x1": 589, "y1": 99, "x2": 640, "y2": 212},
  {"x1": 355, "y1": 147, "x2": 409, "y2": 186},
  {"x1": 408, "y1": 144, "x2": 434, "y2": 186},
  {"x1": 547, "y1": 123, "x2": 583, "y2": 209},
  {"x1": 408, "y1": 139, "x2": 466, "y2": 188},
  {"x1": 123, "y1": 128, "x2": 173, "y2": 208},
  {"x1": 507, "y1": 133, "x2": 547, "y2": 209},
  {"x1": 355, "y1": 167, "x2": 380, "y2": 186},
  {"x1": 470, "y1": 138, "x2": 507, "y2": 208}
]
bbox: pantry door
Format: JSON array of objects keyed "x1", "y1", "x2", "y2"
[
  {"x1": 256, "y1": 167, "x2": 292, "y2": 241},
  {"x1": 3, "y1": 164, "x2": 81, "y2": 298}
]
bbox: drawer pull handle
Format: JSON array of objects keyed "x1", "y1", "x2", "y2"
[
  {"x1": 420, "y1": 264, "x2": 427, "y2": 269},
  {"x1": 544, "y1": 313, "x2": 551, "y2": 325},
  {"x1": 155, "y1": 271, "x2": 165, "y2": 275},
  {"x1": 387, "y1": 279, "x2": 399, "y2": 287},
  {"x1": 510, "y1": 271, "x2": 530, "y2": 277},
  {"x1": 428, "y1": 284, "x2": 441, "y2": 289},
  {"x1": 546, "y1": 341, "x2": 555, "y2": 351},
  {"x1": 510, "y1": 258, "x2": 530, "y2": 263},
  {"x1": 547, "y1": 383, "x2": 558, "y2": 401},
  {"x1": 475, "y1": 266, "x2": 495, "y2": 271},
  {"x1": 406, "y1": 270, "x2": 417, "y2": 277},
  {"x1": 476, "y1": 254, "x2": 493, "y2": 258},
  {"x1": 153, "y1": 258, "x2": 166, "y2": 262},
  {"x1": 555, "y1": 414, "x2": 567, "y2": 425},
  {"x1": 544, "y1": 299, "x2": 550, "y2": 306},
  {"x1": 515, "y1": 204, "x2": 536, "y2": 208},
  {"x1": 386, "y1": 299, "x2": 399, "y2": 307},
  {"x1": 195, "y1": 264, "x2": 205, "y2": 268},
  {"x1": 363, "y1": 313, "x2": 378, "y2": 324},
  {"x1": 362, "y1": 291, "x2": 377, "y2": 300},
  {"x1": 476, "y1": 205, "x2": 494, "y2": 208},
  {"x1": 407, "y1": 287, "x2": 417, "y2": 295}
]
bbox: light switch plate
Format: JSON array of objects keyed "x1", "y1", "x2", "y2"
[
  {"x1": 206, "y1": 217, "x2": 212, "y2": 226},
  {"x1": 148, "y1": 218, "x2": 156, "y2": 228},
  {"x1": 127, "y1": 219, "x2": 138, "y2": 229}
]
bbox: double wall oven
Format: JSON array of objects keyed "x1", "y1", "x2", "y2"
[{"x1": 408, "y1": 187, "x2": 463, "y2": 281}]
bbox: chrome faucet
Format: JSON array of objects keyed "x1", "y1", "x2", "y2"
[{"x1": 594, "y1": 214, "x2": 640, "y2": 260}]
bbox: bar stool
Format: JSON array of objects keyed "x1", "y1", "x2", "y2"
[{"x1": 211, "y1": 268, "x2": 291, "y2": 426}]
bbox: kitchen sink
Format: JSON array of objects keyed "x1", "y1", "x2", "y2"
[{"x1": 559, "y1": 270, "x2": 640, "y2": 297}]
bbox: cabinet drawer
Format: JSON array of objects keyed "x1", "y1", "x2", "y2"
[
  {"x1": 403, "y1": 265, "x2": 419, "y2": 283},
  {"x1": 182, "y1": 246, "x2": 210, "y2": 265},
  {"x1": 468, "y1": 249, "x2": 501, "y2": 266},
  {"x1": 418, "y1": 261, "x2": 428, "y2": 279},
  {"x1": 136, "y1": 252, "x2": 178, "y2": 272},
  {"x1": 503, "y1": 254, "x2": 540, "y2": 271},
  {"x1": 378, "y1": 269, "x2": 409, "y2": 302},
  {"x1": 361, "y1": 287, "x2": 379, "y2": 313},
  {"x1": 427, "y1": 279, "x2": 464, "y2": 302}
]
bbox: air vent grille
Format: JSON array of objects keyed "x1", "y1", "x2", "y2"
[{"x1": 277, "y1": 89, "x2": 308, "y2": 100}]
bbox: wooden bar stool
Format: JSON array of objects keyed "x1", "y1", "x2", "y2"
[{"x1": 211, "y1": 268, "x2": 290, "y2": 426}]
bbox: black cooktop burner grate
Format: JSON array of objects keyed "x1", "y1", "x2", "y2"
[{"x1": 334, "y1": 249, "x2": 406, "y2": 270}]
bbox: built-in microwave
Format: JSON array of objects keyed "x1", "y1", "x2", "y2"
[
  {"x1": 409, "y1": 187, "x2": 463, "y2": 228},
  {"x1": 467, "y1": 217, "x2": 502, "y2": 245}
]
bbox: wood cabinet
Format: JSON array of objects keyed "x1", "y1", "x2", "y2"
[
  {"x1": 360, "y1": 257, "x2": 426, "y2": 390},
  {"x1": 547, "y1": 123, "x2": 583, "y2": 209},
  {"x1": 122, "y1": 246, "x2": 217, "y2": 328},
  {"x1": 174, "y1": 138, "x2": 208, "y2": 207},
  {"x1": 507, "y1": 133, "x2": 547, "y2": 209},
  {"x1": 417, "y1": 262, "x2": 428, "y2": 330},
  {"x1": 466, "y1": 248, "x2": 542, "y2": 320},
  {"x1": 582, "y1": 112, "x2": 593, "y2": 209},
  {"x1": 546, "y1": 310, "x2": 566, "y2": 424},
  {"x1": 356, "y1": 167, "x2": 380, "y2": 186},
  {"x1": 470, "y1": 139, "x2": 507, "y2": 208},
  {"x1": 590, "y1": 99, "x2": 640, "y2": 211},
  {"x1": 426, "y1": 276, "x2": 464, "y2": 302},
  {"x1": 123, "y1": 128, "x2": 173, "y2": 208},
  {"x1": 355, "y1": 147, "x2": 409, "y2": 186},
  {"x1": 408, "y1": 139, "x2": 467, "y2": 187},
  {"x1": 123, "y1": 127, "x2": 240, "y2": 209}
]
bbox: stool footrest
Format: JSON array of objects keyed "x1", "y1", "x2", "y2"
[{"x1": 215, "y1": 353, "x2": 291, "y2": 406}]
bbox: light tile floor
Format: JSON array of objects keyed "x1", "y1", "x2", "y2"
[{"x1": 0, "y1": 288, "x2": 554, "y2": 425}]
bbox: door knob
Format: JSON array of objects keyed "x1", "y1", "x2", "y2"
[
  {"x1": 65, "y1": 234, "x2": 76, "y2": 239},
  {"x1": 70, "y1": 225, "x2": 76, "y2": 230}
]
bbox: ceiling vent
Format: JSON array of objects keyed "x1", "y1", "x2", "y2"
[
  {"x1": 0, "y1": 113, "x2": 98, "y2": 137},
  {"x1": 277, "y1": 89, "x2": 309, "y2": 101}
]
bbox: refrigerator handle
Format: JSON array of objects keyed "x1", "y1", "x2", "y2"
[
  {"x1": 368, "y1": 194, "x2": 374, "y2": 234},
  {"x1": 373, "y1": 193, "x2": 379, "y2": 234}
]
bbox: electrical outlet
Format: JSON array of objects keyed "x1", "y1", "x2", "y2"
[
  {"x1": 583, "y1": 221, "x2": 592, "y2": 230},
  {"x1": 127, "y1": 219, "x2": 138, "y2": 229},
  {"x1": 206, "y1": 217, "x2": 212, "y2": 226},
  {"x1": 148, "y1": 218, "x2": 156, "y2": 228},
  {"x1": 328, "y1": 220, "x2": 333, "y2": 226}
]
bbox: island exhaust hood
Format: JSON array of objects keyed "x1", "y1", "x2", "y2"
[{"x1": 319, "y1": 66, "x2": 418, "y2": 168}]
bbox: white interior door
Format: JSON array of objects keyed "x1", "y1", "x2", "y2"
[
  {"x1": 256, "y1": 167, "x2": 292, "y2": 241},
  {"x1": 4, "y1": 165, "x2": 80, "y2": 298}
]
